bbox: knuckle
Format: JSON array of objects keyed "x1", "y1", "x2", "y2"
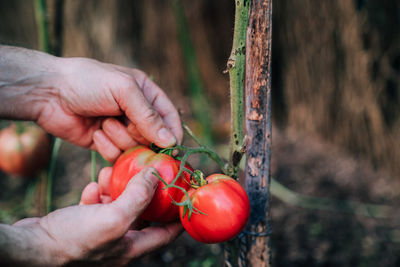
[
  {"x1": 141, "y1": 108, "x2": 160, "y2": 124},
  {"x1": 117, "y1": 75, "x2": 136, "y2": 95},
  {"x1": 141, "y1": 74, "x2": 152, "y2": 90}
]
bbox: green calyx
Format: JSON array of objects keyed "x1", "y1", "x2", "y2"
[
  {"x1": 14, "y1": 121, "x2": 25, "y2": 135},
  {"x1": 152, "y1": 171, "x2": 206, "y2": 221},
  {"x1": 190, "y1": 170, "x2": 208, "y2": 188}
]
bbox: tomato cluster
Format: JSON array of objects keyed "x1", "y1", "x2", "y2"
[{"x1": 110, "y1": 145, "x2": 250, "y2": 243}]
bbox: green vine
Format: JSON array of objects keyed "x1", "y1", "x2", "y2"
[{"x1": 151, "y1": 123, "x2": 229, "y2": 219}]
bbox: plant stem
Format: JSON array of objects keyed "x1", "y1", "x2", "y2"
[
  {"x1": 182, "y1": 122, "x2": 203, "y2": 147},
  {"x1": 34, "y1": 0, "x2": 50, "y2": 53},
  {"x1": 174, "y1": 145, "x2": 228, "y2": 175},
  {"x1": 46, "y1": 137, "x2": 62, "y2": 213},
  {"x1": 91, "y1": 150, "x2": 97, "y2": 182},
  {"x1": 228, "y1": 0, "x2": 249, "y2": 179},
  {"x1": 181, "y1": 123, "x2": 230, "y2": 175}
]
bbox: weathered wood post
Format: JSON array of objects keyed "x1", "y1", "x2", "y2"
[{"x1": 242, "y1": 0, "x2": 273, "y2": 266}]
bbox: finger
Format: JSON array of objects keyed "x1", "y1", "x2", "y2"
[
  {"x1": 138, "y1": 74, "x2": 183, "y2": 144},
  {"x1": 114, "y1": 78, "x2": 177, "y2": 148},
  {"x1": 98, "y1": 167, "x2": 112, "y2": 196},
  {"x1": 102, "y1": 118, "x2": 138, "y2": 150},
  {"x1": 129, "y1": 219, "x2": 150, "y2": 231},
  {"x1": 93, "y1": 130, "x2": 121, "y2": 162},
  {"x1": 127, "y1": 123, "x2": 150, "y2": 145},
  {"x1": 13, "y1": 217, "x2": 41, "y2": 227},
  {"x1": 125, "y1": 222, "x2": 183, "y2": 258},
  {"x1": 110, "y1": 167, "x2": 159, "y2": 224},
  {"x1": 100, "y1": 195, "x2": 113, "y2": 204},
  {"x1": 79, "y1": 182, "x2": 100, "y2": 205}
]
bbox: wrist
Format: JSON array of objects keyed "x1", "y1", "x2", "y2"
[
  {"x1": 0, "y1": 223, "x2": 66, "y2": 266},
  {"x1": 0, "y1": 46, "x2": 64, "y2": 121}
]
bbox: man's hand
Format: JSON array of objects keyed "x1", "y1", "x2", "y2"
[
  {"x1": 8, "y1": 168, "x2": 182, "y2": 266},
  {"x1": 0, "y1": 46, "x2": 182, "y2": 162}
]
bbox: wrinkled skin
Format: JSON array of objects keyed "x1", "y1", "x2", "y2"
[
  {"x1": 0, "y1": 45, "x2": 184, "y2": 266},
  {"x1": 0, "y1": 45, "x2": 182, "y2": 163},
  {"x1": 7, "y1": 168, "x2": 183, "y2": 266}
]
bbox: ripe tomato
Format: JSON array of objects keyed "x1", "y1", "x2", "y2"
[
  {"x1": 110, "y1": 145, "x2": 192, "y2": 223},
  {"x1": 179, "y1": 174, "x2": 250, "y2": 244},
  {"x1": 0, "y1": 122, "x2": 51, "y2": 177}
]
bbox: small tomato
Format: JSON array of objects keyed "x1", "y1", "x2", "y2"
[
  {"x1": 179, "y1": 174, "x2": 250, "y2": 243},
  {"x1": 109, "y1": 145, "x2": 192, "y2": 223},
  {"x1": 0, "y1": 123, "x2": 51, "y2": 177}
]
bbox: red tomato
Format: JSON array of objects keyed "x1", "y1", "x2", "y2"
[
  {"x1": 110, "y1": 145, "x2": 192, "y2": 223},
  {"x1": 179, "y1": 174, "x2": 250, "y2": 244},
  {"x1": 0, "y1": 123, "x2": 51, "y2": 177}
]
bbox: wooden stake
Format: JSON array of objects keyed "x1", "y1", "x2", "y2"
[{"x1": 242, "y1": 0, "x2": 273, "y2": 266}]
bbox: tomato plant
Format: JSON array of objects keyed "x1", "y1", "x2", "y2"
[
  {"x1": 179, "y1": 173, "x2": 250, "y2": 243},
  {"x1": 0, "y1": 122, "x2": 51, "y2": 177},
  {"x1": 109, "y1": 145, "x2": 192, "y2": 223}
]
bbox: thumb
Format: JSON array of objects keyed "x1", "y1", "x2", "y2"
[{"x1": 111, "y1": 167, "x2": 159, "y2": 224}]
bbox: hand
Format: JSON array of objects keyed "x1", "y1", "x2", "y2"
[
  {"x1": 0, "y1": 46, "x2": 182, "y2": 162},
  {"x1": 11, "y1": 168, "x2": 182, "y2": 266}
]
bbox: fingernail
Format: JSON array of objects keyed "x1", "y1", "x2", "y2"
[
  {"x1": 158, "y1": 128, "x2": 176, "y2": 146},
  {"x1": 144, "y1": 168, "x2": 159, "y2": 188}
]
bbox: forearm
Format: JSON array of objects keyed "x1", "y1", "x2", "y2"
[
  {"x1": 0, "y1": 223, "x2": 62, "y2": 266},
  {"x1": 0, "y1": 45, "x2": 62, "y2": 121}
]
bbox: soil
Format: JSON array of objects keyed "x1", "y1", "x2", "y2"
[{"x1": 0, "y1": 126, "x2": 399, "y2": 266}]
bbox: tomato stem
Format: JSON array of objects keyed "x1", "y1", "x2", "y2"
[
  {"x1": 174, "y1": 145, "x2": 229, "y2": 175},
  {"x1": 182, "y1": 122, "x2": 203, "y2": 147},
  {"x1": 152, "y1": 167, "x2": 207, "y2": 220},
  {"x1": 158, "y1": 147, "x2": 174, "y2": 156},
  {"x1": 152, "y1": 171, "x2": 168, "y2": 186},
  {"x1": 181, "y1": 123, "x2": 233, "y2": 176},
  {"x1": 149, "y1": 123, "x2": 230, "y2": 219}
]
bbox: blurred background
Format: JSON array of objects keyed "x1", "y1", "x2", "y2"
[{"x1": 0, "y1": 0, "x2": 399, "y2": 266}]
